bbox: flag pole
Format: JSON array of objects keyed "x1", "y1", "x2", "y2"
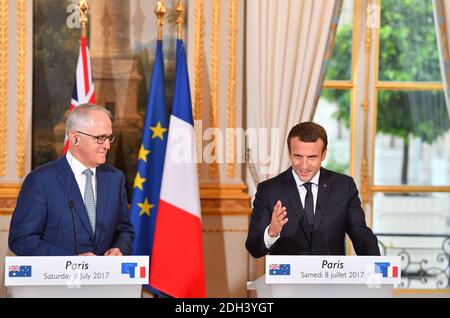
[
  {"x1": 176, "y1": 0, "x2": 184, "y2": 40},
  {"x1": 155, "y1": 1, "x2": 167, "y2": 41},
  {"x1": 78, "y1": 0, "x2": 89, "y2": 39}
]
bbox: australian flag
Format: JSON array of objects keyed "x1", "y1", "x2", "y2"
[
  {"x1": 9, "y1": 265, "x2": 32, "y2": 277},
  {"x1": 61, "y1": 36, "x2": 96, "y2": 154},
  {"x1": 269, "y1": 264, "x2": 291, "y2": 276}
]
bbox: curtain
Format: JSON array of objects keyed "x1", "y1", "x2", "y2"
[
  {"x1": 246, "y1": 0, "x2": 343, "y2": 196},
  {"x1": 433, "y1": 0, "x2": 450, "y2": 121}
]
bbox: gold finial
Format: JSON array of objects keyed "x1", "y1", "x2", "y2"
[
  {"x1": 78, "y1": 0, "x2": 89, "y2": 38},
  {"x1": 155, "y1": 0, "x2": 167, "y2": 40},
  {"x1": 176, "y1": 0, "x2": 184, "y2": 39}
]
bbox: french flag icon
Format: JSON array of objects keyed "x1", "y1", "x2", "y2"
[{"x1": 375, "y1": 262, "x2": 398, "y2": 278}]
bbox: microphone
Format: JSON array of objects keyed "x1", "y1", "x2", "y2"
[
  {"x1": 68, "y1": 200, "x2": 79, "y2": 256},
  {"x1": 317, "y1": 204, "x2": 330, "y2": 255}
]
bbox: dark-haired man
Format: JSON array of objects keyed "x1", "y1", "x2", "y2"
[{"x1": 246, "y1": 122, "x2": 380, "y2": 257}]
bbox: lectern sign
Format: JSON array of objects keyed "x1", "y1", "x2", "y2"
[
  {"x1": 5, "y1": 256, "x2": 149, "y2": 286},
  {"x1": 266, "y1": 256, "x2": 401, "y2": 285}
]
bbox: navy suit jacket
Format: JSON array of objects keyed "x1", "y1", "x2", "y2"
[
  {"x1": 246, "y1": 167, "x2": 380, "y2": 258},
  {"x1": 9, "y1": 157, "x2": 135, "y2": 256}
]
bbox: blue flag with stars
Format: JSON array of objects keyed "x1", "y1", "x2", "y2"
[{"x1": 130, "y1": 40, "x2": 168, "y2": 288}]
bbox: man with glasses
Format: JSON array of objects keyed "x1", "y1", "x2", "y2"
[{"x1": 9, "y1": 104, "x2": 135, "y2": 256}]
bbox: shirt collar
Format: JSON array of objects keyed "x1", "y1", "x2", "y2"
[
  {"x1": 66, "y1": 151, "x2": 96, "y2": 178},
  {"x1": 291, "y1": 168, "x2": 320, "y2": 188}
]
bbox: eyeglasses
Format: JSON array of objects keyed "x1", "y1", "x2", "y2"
[{"x1": 75, "y1": 131, "x2": 115, "y2": 144}]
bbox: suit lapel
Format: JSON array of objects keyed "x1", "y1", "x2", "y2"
[
  {"x1": 56, "y1": 157, "x2": 95, "y2": 241},
  {"x1": 282, "y1": 168, "x2": 312, "y2": 243},
  {"x1": 95, "y1": 166, "x2": 109, "y2": 243},
  {"x1": 313, "y1": 168, "x2": 331, "y2": 231}
]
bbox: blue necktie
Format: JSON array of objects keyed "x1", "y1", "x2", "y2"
[
  {"x1": 83, "y1": 169, "x2": 96, "y2": 234},
  {"x1": 303, "y1": 182, "x2": 314, "y2": 225}
]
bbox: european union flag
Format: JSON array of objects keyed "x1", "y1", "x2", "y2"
[
  {"x1": 374, "y1": 262, "x2": 390, "y2": 277},
  {"x1": 129, "y1": 40, "x2": 168, "y2": 290},
  {"x1": 269, "y1": 264, "x2": 291, "y2": 276},
  {"x1": 9, "y1": 265, "x2": 32, "y2": 277},
  {"x1": 121, "y1": 263, "x2": 138, "y2": 278}
]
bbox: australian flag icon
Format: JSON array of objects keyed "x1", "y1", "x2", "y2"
[
  {"x1": 269, "y1": 264, "x2": 291, "y2": 275},
  {"x1": 9, "y1": 265, "x2": 32, "y2": 277}
]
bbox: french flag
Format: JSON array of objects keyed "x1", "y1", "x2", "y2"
[
  {"x1": 62, "y1": 37, "x2": 96, "y2": 154},
  {"x1": 149, "y1": 40, "x2": 206, "y2": 298},
  {"x1": 387, "y1": 265, "x2": 399, "y2": 278},
  {"x1": 375, "y1": 262, "x2": 399, "y2": 278}
]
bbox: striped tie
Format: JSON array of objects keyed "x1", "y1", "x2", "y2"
[{"x1": 83, "y1": 169, "x2": 96, "y2": 234}]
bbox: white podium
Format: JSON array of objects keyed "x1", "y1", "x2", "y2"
[
  {"x1": 5, "y1": 256, "x2": 149, "y2": 298},
  {"x1": 248, "y1": 255, "x2": 401, "y2": 298}
]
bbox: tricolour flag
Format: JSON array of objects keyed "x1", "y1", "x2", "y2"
[
  {"x1": 129, "y1": 40, "x2": 168, "y2": 291},
  {"x1": 62, "y1": 36, "x2": 96, "y2": 154},
  {"x1": 150, "y1": 39, "x2": 206, "y2": 298},
  {"x1": 375, "y1": 262, "x2": 399, "y2": 278}
]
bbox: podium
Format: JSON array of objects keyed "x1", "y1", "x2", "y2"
[
  {"x1": 5, "y1": 256, "x2": 149, "y2": 298},
  {"x1": 248, "y1": 255, "x2": 401, "y2": 298}
]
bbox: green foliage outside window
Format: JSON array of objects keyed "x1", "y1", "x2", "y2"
[{"x1": 323, "y1": 0, "x2": 450, "y2": 184}]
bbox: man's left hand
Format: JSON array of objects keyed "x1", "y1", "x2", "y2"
[{"x1": 104, "y1": 248, "x2": 123, "y2": 256}]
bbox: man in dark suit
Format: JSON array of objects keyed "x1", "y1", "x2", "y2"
[
  {"x1": 9, "y1": 104, "x2": 135, "y2": 256},
  {"x1": 246, "y1": 122, "x2": 379, "y2": 257}
]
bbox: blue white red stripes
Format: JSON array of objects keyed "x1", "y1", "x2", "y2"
[{"x1": 149, "y1": 40, "x2": 206, "y2": 298}]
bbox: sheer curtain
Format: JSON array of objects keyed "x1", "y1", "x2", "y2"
[
  {"x1": 433, "y1": 0, "x2": 450, "y2": 121},
  {"x1": 246, "y1": 0, "x2": 343, "y2": 196}
]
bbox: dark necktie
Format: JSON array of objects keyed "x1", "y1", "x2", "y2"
[{"x1": 303, "y1": 182, "x2": 314, "y2": 225}]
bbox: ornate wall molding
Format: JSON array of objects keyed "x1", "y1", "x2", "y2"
[
  {"x1": 0, "y1": 0, "x2": 8, "y2": 176},
  {"x1": 226, "y1": 0, "x2": 238, "y2": 180},
  {"x1": 200, "y1": 183, "x2": 251, "y2": 215},
  {"x1": 193, "y1": 0, "x2": 205, "y2": 177},
  {"x1": 0, "y1": 184, "x2": 21, "y2": 214},
  {"x1": 203, "y1": 228, "x2": 247, "y2": 233},
  {"x1": 208, "y1": 0, "x2": 221, "y2": 179},
  {"x1": 15, "y1": 0, "x2": 27, "y2": 178}
]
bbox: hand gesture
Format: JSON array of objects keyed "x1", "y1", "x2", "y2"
[{"x1": 268, "y1": 200, "x2": 288, "y2": 237}]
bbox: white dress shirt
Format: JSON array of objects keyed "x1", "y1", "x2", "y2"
[
  {"x1": 66, "y1": 151, "x2": 97, "y2": 202},
  {"x1": 264, "y1": 169, "x2": 321, "y2": 249}
]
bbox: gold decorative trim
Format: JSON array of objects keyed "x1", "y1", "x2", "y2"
[
  {"x1": 0, "y1": 184, "x2": 21, "y2": 215},
  {"x1": 16, "y1": 0, "x2": 27, "y2": 178},
  {"x1": 375, "y1": 81, "x2": 443, "y2": 91},
  {"x1": 0, "y1": 0, "x2": 8, "y2": 176},
  {"x1": 0, "y1": 183, "x2": 21, "y2": 198},
  {"x1": 371, "y1": 186, "x2": 450, "y2": 193},
  {"x1": 154, "y1": 0, "x2": 167, "y2": 41},
  {"x1": 193, "y1": 0, "x2": 205, "y2": 176},
  {"x1": 78, "y1": 0, "x2": 90, "y2": 39},
  {"x1": 200, "y1": 183, "x2": 250, "y2": 199},
  {"x1": 226, "y1": 0, "x2": 238, "y2": 179},
  {"x1": 208, "y1": 0, "x2": 221, "y2": 179},
  {"x1": 200, "y1": 183, "x2": 251, "y2": 215},
  {"x1": 203, "y1": 228, "x2": 247, "y2": 233}
]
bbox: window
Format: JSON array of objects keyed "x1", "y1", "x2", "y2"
[{"x1": 318, "y1": 0, "x2": 450, "y2": 291}]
